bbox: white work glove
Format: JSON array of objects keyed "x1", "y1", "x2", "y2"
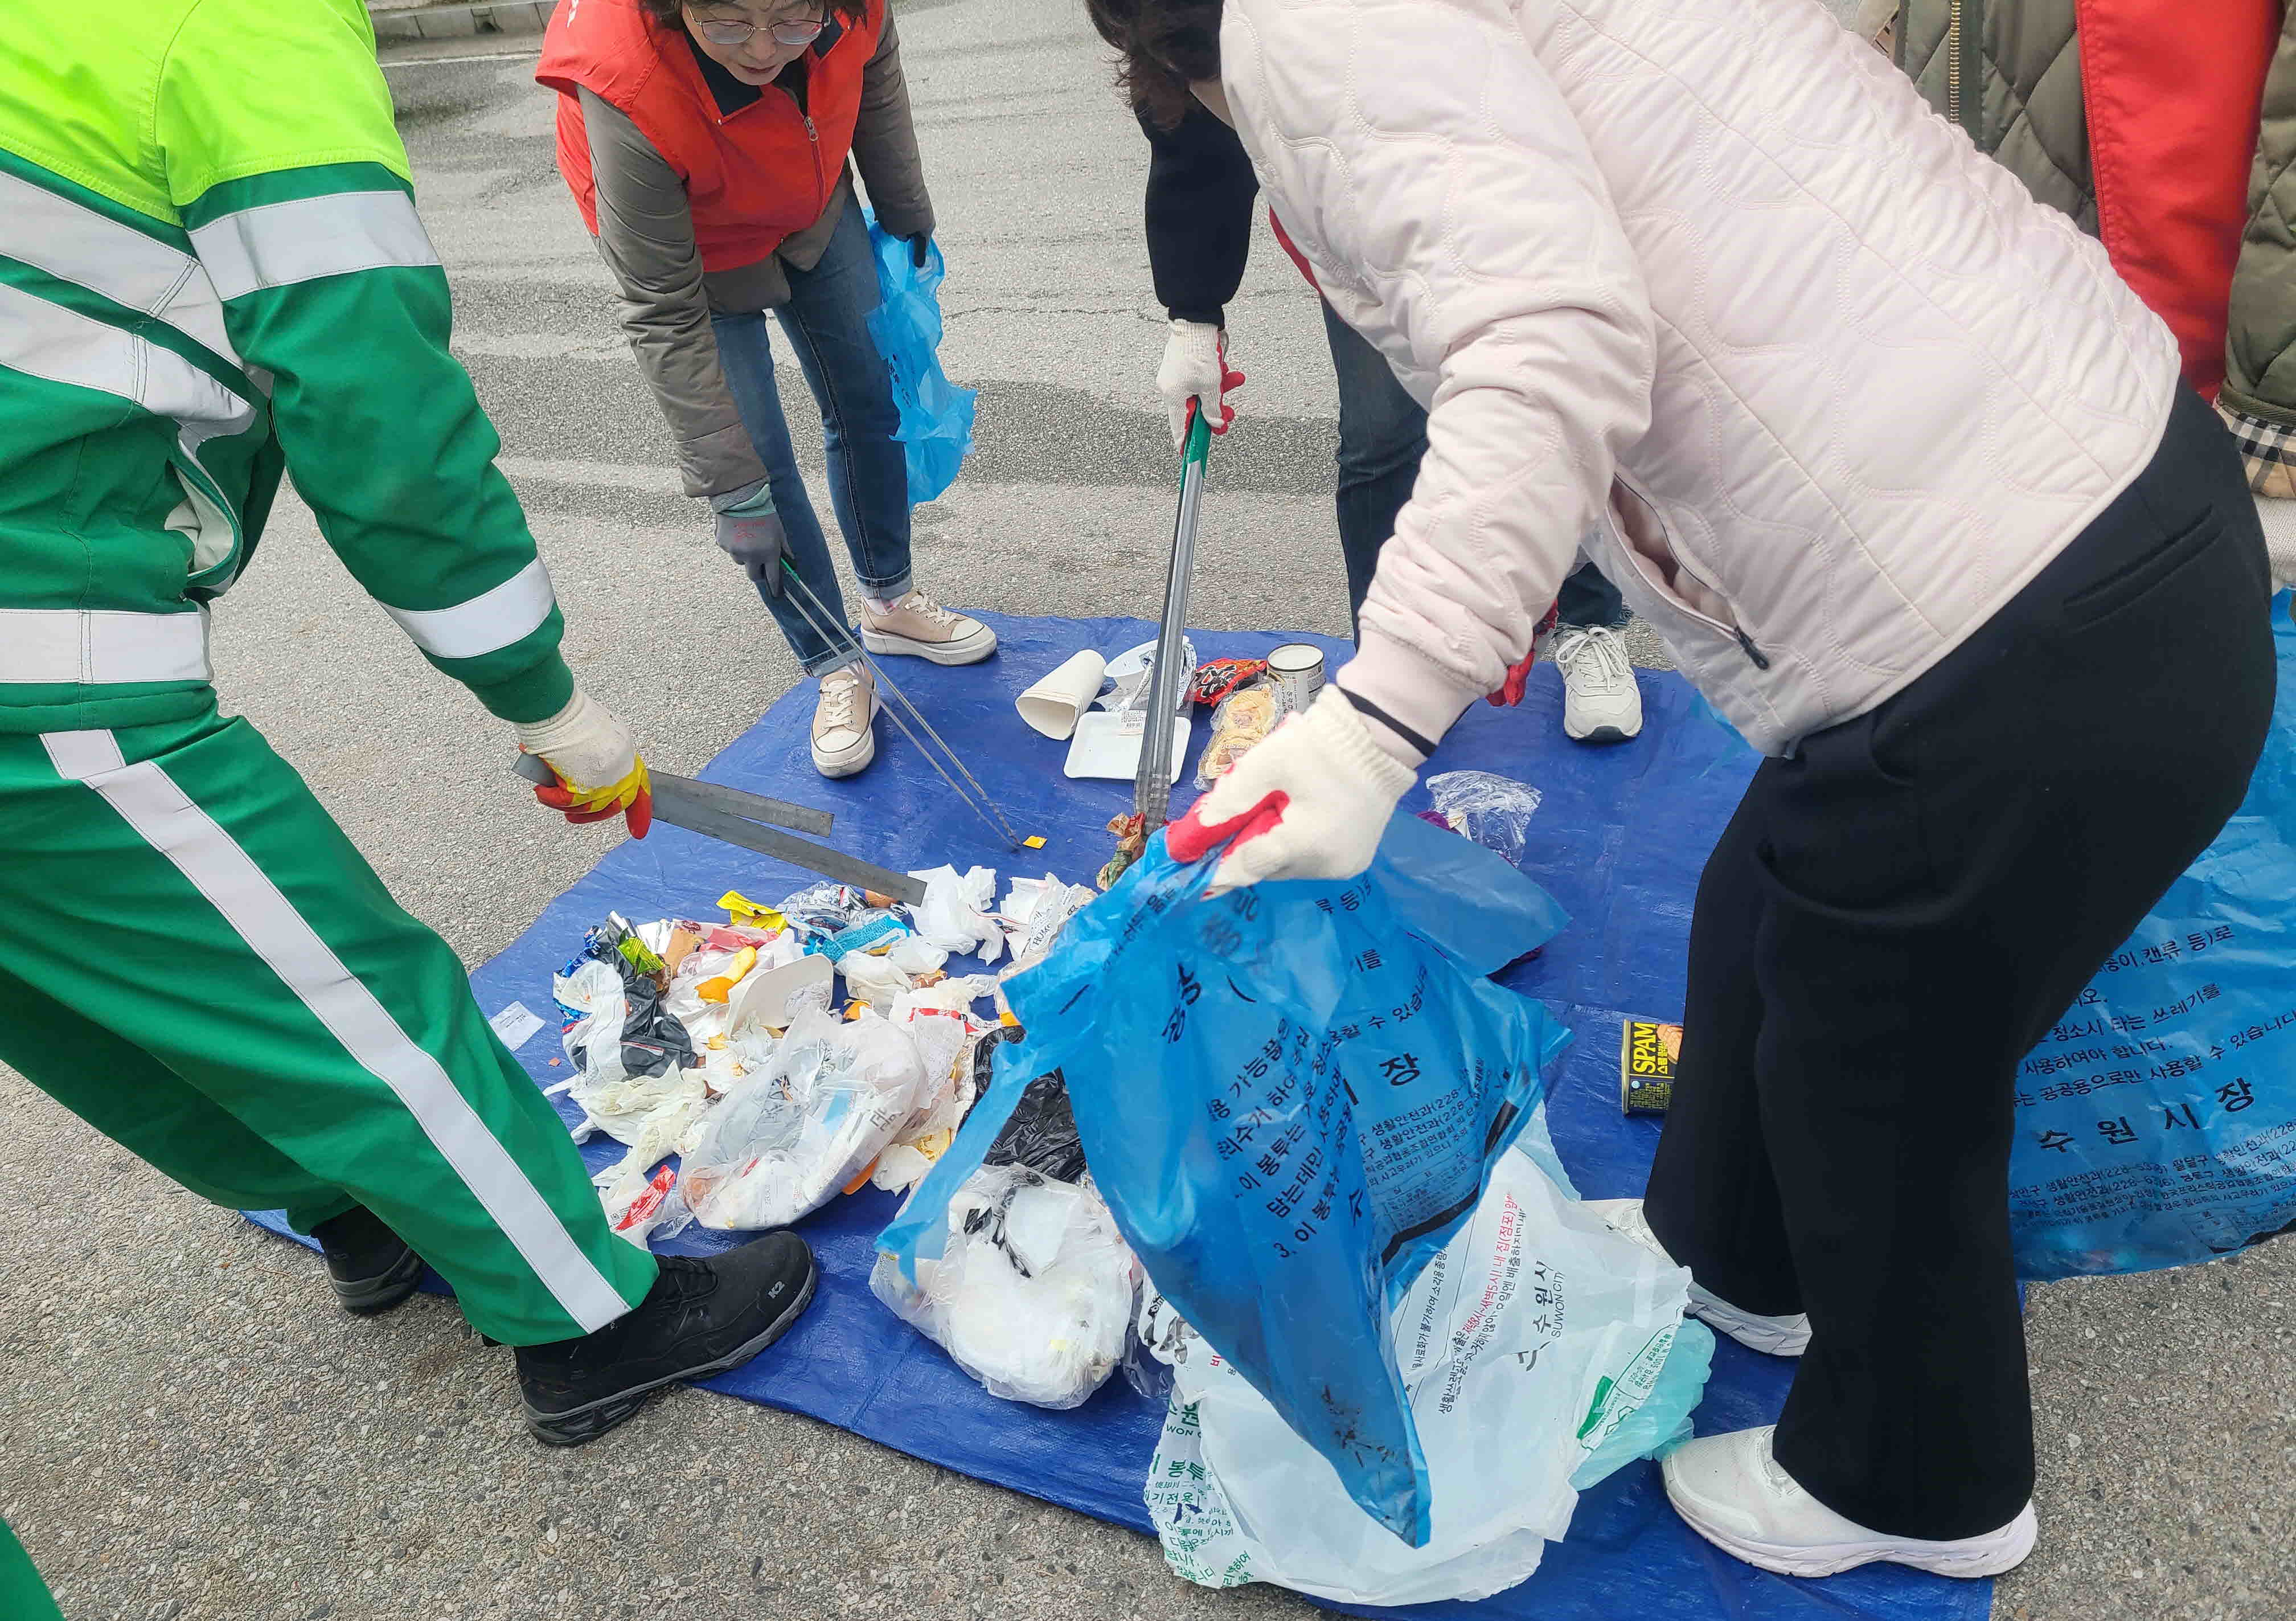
[
  {"x1": 1166, "y1": 689, "x2": 1415, "y2": 891},
  {"x1": 515, "y1": 688, "x2": 652, "y2": 836},
  {"x1": 1155, "y1": 319, "x2": 1245, "y2": 449}
]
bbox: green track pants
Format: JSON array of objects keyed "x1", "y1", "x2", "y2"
[
  {"x1": 2, "y1": 1518, "x2": 60, "y2": 1621},
  {"x1": 0, "y1": 703, "x2": 656, "y2": 1345}
]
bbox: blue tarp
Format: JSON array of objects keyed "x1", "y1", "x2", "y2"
[{"x1": 254, "y1": 612, "x2": 1981, "y2": 1621}]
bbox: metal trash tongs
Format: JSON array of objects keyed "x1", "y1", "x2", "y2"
[
  {"x1": 770, "y1": 563, "x2": 1027, "y2": 853},
  {"x1": 1135, "y1": 402, "x2": 1213, "y2": 834},
  {"x1": 511, "y1": 754, "x2": 930, "y2": 907}
]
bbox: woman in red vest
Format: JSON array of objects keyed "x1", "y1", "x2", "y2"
[{"x1": 539, "y1": 0, "x2": 995, "y2": 779}]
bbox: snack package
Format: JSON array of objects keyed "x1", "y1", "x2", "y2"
[{"x1": 1193, "y1": 679, "x2": 1281, "y2": 790}]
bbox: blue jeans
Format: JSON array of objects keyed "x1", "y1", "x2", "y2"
[
  {"x1": 1320, "y1": 299, "x2": 1624, "y2": 633},
  {"x1": 713, "y1": 202, "x2": 913, "y2": 676}
]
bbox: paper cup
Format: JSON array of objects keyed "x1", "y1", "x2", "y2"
[
  {"x1": 1266, "y1": 642, "x2": 1326, "y2": 713},
  {"x1": 1017, "y1": 650, "x2": 1108, "y2": 739}
]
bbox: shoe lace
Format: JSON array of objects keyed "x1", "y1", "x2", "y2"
[
  {"x1": 1556, "y1": 625, "x2": 1631, "y2": 690},
  {"x1": 820, "y1": 672, "x2": 863, "y2": 730},
  {"x1": 1754, "y1": 1428, "x2": 1806, "y2": 1498},
  {"x1": 896, "y1": 589, "x2": 960, "y2": 628}
]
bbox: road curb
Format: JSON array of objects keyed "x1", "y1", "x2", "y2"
[{"x1": 371, "y1": 0, "x2": 554, "y2": 43}]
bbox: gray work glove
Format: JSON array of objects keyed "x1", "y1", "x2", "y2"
[{"x1": 712, "y1": 480, "x2": 787, "y2": 595}]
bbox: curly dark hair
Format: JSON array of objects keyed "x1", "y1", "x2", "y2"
[
  {"x1": 1081, "y1": 0, "x2": 1224, "y2": 129},
  {"x1": 638, "y1": 0, "x2": 872, "y2": 34}
]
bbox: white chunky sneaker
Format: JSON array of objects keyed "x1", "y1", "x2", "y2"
[
  {"x1": 1585, "y1": 1198, "x2": 1813, "y2": 1357},
  {"x1": 858, "y1": 588, "x2": 997, "y2": 665},
  {"x1": 811, "y1": 664, "x2": 879, "y2": 779},
  {"x1": 1551, "y1": 625, "x2": 1643, "y2": 743},
  {"x1": 1664, "y1": 1427, "x2": 2037, "y2": 1579}
]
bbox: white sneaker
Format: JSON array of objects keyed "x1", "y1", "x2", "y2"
[
  {"x1": 858, "y1": 588, "x2": 997, "y2": 665},
  {"x1": 1585, "y1": 1198, "x2": 1812, "y2": 1357},
  {"x1": 1550, "y1": 625, "x2": 1643, "y2": 743},
  {"x1": 811, "y1": 664, "x2": 879, "y2": 778},
  {"x1": 1664, "y1": 1427, "x2": 2037, "y2": 1579}
]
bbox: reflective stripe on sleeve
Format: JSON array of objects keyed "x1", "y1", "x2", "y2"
[
  {"x1": 189, "y1": 190, "x2": 441, "y2": 302},
  {"x1": 0, "y1": 608, "x2": 212, "y2": 685},
  {"x1": 0, "y1": 169, "x2": 240, "y2": 366},
  {"x1": 0, "y1": 280, "x2": 253, "y2": 431},
  {"x1": 379, "y1": 556, "x2": 558, "y2": 660}
]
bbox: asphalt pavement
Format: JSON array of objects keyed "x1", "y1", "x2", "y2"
[{"x1": 2, "y1": 5, "x2": 2290, "y2": 1619}]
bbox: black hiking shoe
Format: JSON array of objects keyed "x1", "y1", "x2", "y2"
[
  {"x1": 515, "y1": 1232, "x2": 818, "y2": 1446},
  {"x1": 311, "y1": 1206, "x2": 425, "y2": 1317}
]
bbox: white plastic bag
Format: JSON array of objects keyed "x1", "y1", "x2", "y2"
[
  {"x1": 871, "y1": 1164, "x2": 1136, "y2": 1408},
  {"x1": 999, "y1": 874, "x2": 1096, "y2": 969},
  {"x1": 871, "y1": 981, "x2": 1002, "y2": 1193},
  {"x1": 552, "y1": 959, "x2": 630, "y2": 1098},
  {"x1": 838, "y1": 949, "x2": 917, "y2": 1002},
  {"x1": 680, "y1": 1005, "x2": 930, "y2": 1229},
  {"x1": 1145, "y1": 1143, "x2": 1711, "y2": 1606},
  {"x1": 908, "y1": 864, "x2": 1005, "y2": 964}
]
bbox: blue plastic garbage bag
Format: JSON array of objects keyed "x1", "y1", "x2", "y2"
[
  {"x1": 2007, "y1": 592, "x2": 2296, "y2": 1278},
  {"x1": 863, "y1": 208, "x2": 974, "y2": 504},
  {"x1": 883, "y1": 809, "x2": 1572, "y2": 1549}
]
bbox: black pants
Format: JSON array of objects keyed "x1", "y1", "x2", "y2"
[{"x1": 1644, "y1": 388, "x2": 2276, "y2": 1541}]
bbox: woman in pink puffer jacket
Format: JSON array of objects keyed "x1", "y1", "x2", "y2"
[{"x1": 1091, "y1": 0, "x2": 2277, "y2": 1582}]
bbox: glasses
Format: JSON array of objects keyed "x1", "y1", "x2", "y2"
[{"x1": 687, "y1": 6, "x2": 825, "y2": 47}]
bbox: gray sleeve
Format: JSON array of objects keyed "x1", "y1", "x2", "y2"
[
  {"x1": 580, "y1": 88, "x2": 768, "y2": 500},
  {"x1": 850, "y1": 10, "x2": 934, "y2": 242}
]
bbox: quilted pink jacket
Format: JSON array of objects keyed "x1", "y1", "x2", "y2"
[{"x1": 1221, "y1": 0, "x2": 2183, "y2": 756}]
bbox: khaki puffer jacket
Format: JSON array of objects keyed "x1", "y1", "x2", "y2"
[{"x1": 1896, "y1": 1, "x2": 2093, "y2": 231}]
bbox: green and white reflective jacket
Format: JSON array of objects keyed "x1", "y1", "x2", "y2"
[{"x1": 0, "y1": 0, "x2": 573, "y2": 734}]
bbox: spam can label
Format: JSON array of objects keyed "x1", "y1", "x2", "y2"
[{"x1": 1620, "y1": 1018, "x2": 1682, "y2": 1115}]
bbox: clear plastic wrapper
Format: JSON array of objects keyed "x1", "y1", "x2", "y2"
[
  {"x1": 597, "y1": 1160, "x2": 694, "y2": 1246},
  {"x1": 870, "y1": 1165, "x2": 1136, "y2": 1409},
  {"x1": 1194, "y1": 680, "x2": 1281, "y2": 790},
  {"x1": 1425, "y1": 769, "x2": 1545, "y2": 869},
  {"x1": 777, "y1": 882, "x2": 875, "y2": 940},
  {"x1": 680, "y1": 1004, "x2": 930, "y2": 1229}
]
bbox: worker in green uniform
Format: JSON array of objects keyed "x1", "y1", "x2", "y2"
[
  {"x1": 0, "y1": 0, "x2": 820, "y2": 1525},
  {"x1": 2, "y1": 1520, "x2": 62, "y2": 1621}
]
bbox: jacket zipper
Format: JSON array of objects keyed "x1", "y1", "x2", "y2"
[
  {"x1": 1946, "y1": 1, "x2": 1962, "y2": 126},
  {"x1": 803, "y1": 113, "x2": 824, "y2": 212},
  {"x1": 1611, "y1": 477, "x2": 1770, "y2": 670},
  {"x1": 1945, "y1": 0, "x2": 1983, "y2": 142}
]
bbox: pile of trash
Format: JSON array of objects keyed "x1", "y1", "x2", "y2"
[
  {"x1": 546, "y1": 670, "x2": 1712, "y2": 1607},
  {"x1": 547, "y1": 865, "x2": 1098, "y2": 1251}
]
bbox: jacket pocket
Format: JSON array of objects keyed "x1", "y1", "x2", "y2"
[
  {"x1": 2060, "y1": 510, "x2": 2223, "y2": 630},
  {"x1": 1609, "y1": 478, "x2": 1769, "y2": 668}
]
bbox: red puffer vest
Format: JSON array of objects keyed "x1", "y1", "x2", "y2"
[
  {"x1": 537, "y1": 0, "x2": 882, "y2": 272},
  {"x1": 2077, "y1": 0, "x2": 2278, "y2": 400}
]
